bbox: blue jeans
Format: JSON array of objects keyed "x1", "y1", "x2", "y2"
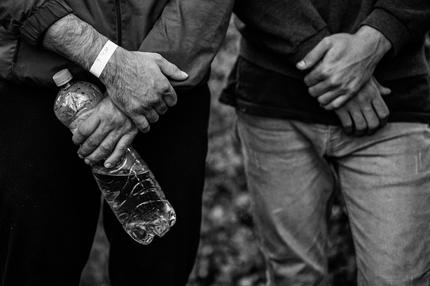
[{"x1": 237, "y1": 112, "x2": 430, "y2": 286}]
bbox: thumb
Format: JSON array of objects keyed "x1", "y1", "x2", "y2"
[
  {"x1": 157, "y1": 56, "x2": 188, "y2": 81},
  {"x1": 374, "y1": 78, "x2": 391, "y2": 95},
  {"x1": 297, "y1": 38, "x2": 331, "y2": 70}
]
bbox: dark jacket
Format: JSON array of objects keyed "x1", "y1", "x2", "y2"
[
  {"x1": 0, "y1": 0, "x2": 234, "y2": 89},
  {"x1": 221, "y1": 0, "x2": 430, "y2": 125},
  {"x1": 234, "y1": 0, "x2": 430, "y2": 81}
]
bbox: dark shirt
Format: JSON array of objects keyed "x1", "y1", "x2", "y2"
[
  {"x1": 221, "y1": 57, "x2": 430, "y2": 125},
  {"x1": 221, "y1": 0, "x2": 430, "y2": 124}
]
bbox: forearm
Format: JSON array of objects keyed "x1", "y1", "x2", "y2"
[
  {"x1": 362, "y1": 1, "x2": 430, "y2": 55},
  {"x1": 355, "y1": 25, "x2": 392, "y2": 65},
  {"x1": 43, "y1": 14, "x2": 107, "y2": 72}
]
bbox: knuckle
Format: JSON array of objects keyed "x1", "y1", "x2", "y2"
[
  {"x1": 129, "y1": 104, "x2": 145, "y2": 115},
  {"x1": 381, "y1": 109, "x2": 390, "y2": 119},
  {"x1": 320, "y1": 68, "x2": 331, "y2": 78},
  {"x1": 99, "y1": 143, "x2": 112, "y2": 154},
  {"x1": 362, "y1": 106, "x2": 373, "y2": 113},
  {"x1": 344, "y1": 86, "x2": 356, "y2": 96},
  {"x1": 141, "y1": 126, "x2": 151, "y2": 133},
  {"x1": 153, "y1": 53, "x2": 163, "y2": 60},
  {"x1": 124, "y1": 120, "x2": 133, "y2": 131},
  {"x1": 147, "y1": 96, "x2": 160, "y2": 106},
  {"x1": 368, "y1": 120, "x2": 379, "y2": 129},
  {"x1": 350, "y1": 84, "x2": 360, "y2": 95},
  {"x1": 327, "y1": 76, "x2": 340, "y2": 87},
  {"x1": 148, "y1": 114, "x2": 159, "y2": 123},
  {"x1": 343, "y1": 123, "x2": 353, "y2": 129},
  {"x1": 356, "y1": 123, "x2": 366, "y2": 131},
  {"x1": 332, "y1": 100, "x2": 344, "y2": 109},
  {"x1": 322, "y1": 37, "x2": 331, "y2": 45},
  {"x1": 159, "y1": 84, "x2": 171, "y2": 94},
  {"x1": 130, "y1": 128, "x2": 139, "y2": 136},
  {"x1": 150, "y1": 53, "x2": 163, "y2": 63},
  {"x1": 86, "y1": 139, "x2": 97, "y2": 149},
  {"x1": 318, "y1": 97, "x2": 329, "y2": 105},
  {"x1": 138, "y1": 121, "x2": 150, "y2": 133},
  {"x1": 308, "y1": 87, "x2": 317, "y2": 97},
  {"x1": 78, "y1": 124, "x2": 89, "y2": 136}
]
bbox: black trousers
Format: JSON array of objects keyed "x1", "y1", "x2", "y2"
[{"x1": 0, "y1": 82, "x2": 210, "y2": 286}]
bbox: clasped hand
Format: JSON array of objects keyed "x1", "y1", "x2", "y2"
[
  {"x1": 298, "y1": 26, "x2": 392, "y2": 135},
  {"x1": 74, "y1": 49, "x2": 188, "y2": 167}
]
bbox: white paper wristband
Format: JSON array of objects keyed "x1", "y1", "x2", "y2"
[{"x1": 90, "y1": 40, "x2": 118, "y2": 78}]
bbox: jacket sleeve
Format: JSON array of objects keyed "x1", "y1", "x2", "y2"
[
  {"x1": 0, "y1": 0, "x2": 72, "y2": 45},
  {"x1": 361, "y1": 1, "x2": 430, "y2": 56},
  {"x1": 138, "y1": 0, "x2": 235, "y2": 89}
]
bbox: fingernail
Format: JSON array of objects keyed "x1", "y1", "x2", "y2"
[
  {"x1": 105, "y1": 162, "x2": 112, "y2": 168},
  {"x1": 84, "y1": 159, "x2": 91, "y2": 165},
  {"x1": 181, "y1": 71, "x2": 189, "y2": 78},
  {"x1": 78, "y1": 153, "x2": 83, "y2": 159},
  {"x1": 297, "y1": 61, "x2": 306, "y2": 69}
]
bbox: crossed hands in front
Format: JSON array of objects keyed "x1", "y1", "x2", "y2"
[
  {"x1": 74, "y1": 25, "x2": 392, "y2": 168},
  {"x1": 73, "y1": 49, "x2": 188, "y2": 168},
  {"x1": 297, "y1": 25, "x2": 393, "y2": 136}
]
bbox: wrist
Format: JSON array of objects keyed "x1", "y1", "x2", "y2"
[
  {"x1": 99, "y1": 46, "x2": 126, "y2": 88},
  {"x1": 356, "y1": 25, "x2": 392, "y2": 58}
]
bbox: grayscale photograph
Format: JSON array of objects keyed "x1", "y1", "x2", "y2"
[{"x1": 0, "y1": 1, "x2": 429, "y2": 286}]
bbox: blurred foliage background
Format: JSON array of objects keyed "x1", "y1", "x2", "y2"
[{"x1": 80, "y1": 22, "x2": 430, "y2": 286}]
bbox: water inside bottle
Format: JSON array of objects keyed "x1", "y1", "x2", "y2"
[{"x1": 93, "y1": 170, "x2": 176, "y2": 245}]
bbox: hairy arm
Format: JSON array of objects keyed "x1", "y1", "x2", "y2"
[
  {"x1": 43, "y1": 14, "x2": 188, "y2": 166},
  {"x1": 43, "y1": 14, "x2": 187, "y2": 132},
  {"x1": 43, "y1": 14, "x2": 106, "y2": 73}
]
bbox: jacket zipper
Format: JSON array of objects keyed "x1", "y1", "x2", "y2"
[{"x1": 114, "y1": 0, "x2": 122, "y2": 45}]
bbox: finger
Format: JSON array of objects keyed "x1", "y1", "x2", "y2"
[
  {"x1": 78, "y1": 125, "x2": 110, "y2": 159},
  {"x1": 153, "y1": 100, "x2": 168, "y2": 115},
  {"x1": 85, "y1": 131, "x2": 121, "y2": 165},
  {"x1": 308, "y1": 80, "x2": 332, "y2": 98},
  {"x1": 72, "y1": 115, "x2": 101, "y2": 145},
  {"x1": 335, "y1": 109, "x2": 353, "y2": 134},
  {"x1": 350, "y1": 109, "x2": 367, "y2": 136},
  {"x1": 374, "y1": 79, "x2": 392, "y2": 95},
  {"x1": 324, "y1": 95, "x2": 351, "y2": 110},
  {"x1": 304, "y1": 66, "x2": 328, "y2": 87},
  {"x1": 132, "y1": 115, "x2": 151, "y2": 133},
  {"x1": 372, "y1": 98, "x2": 390, "y2": 126},
  {"x1": 156, "y1": 55, "x2": 188, "y2": 81},
  {"x1": 361, "y1": 105, "x2": 380, "y2": 135},
  {"x1": 318, "y1": 89, "x2": 346, "y2": 107},
  {"x1": 297, "y1": 38, "x2": 331, "y2": 70},
  {"x1": 104, "y1": 130, "x2": 138, "y2": 168},
  {"x1": 144, "y1": 108, "x2": 160, "y2": 123},
  {"x1": 163, "y1": 87, "x2": 178, "y2": 107}
]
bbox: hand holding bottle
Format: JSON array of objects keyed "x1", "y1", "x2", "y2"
[
  {"x1": 53, "y1": 69, "x2": 176, "y2": 245},
  {"x1": 72, "y1": 96, "x2": 138, "y2": 168}
]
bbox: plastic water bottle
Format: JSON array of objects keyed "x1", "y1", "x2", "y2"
[{"x1": 52, "y1": 69, "x2": 176, "y2": 245}]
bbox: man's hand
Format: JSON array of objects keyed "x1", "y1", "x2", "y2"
[
  {"x1": 297, "y1": 26, "x2": 392, "y2": 110},
  {"x1": 72, "y1": 97, "x2": 138, "y2": 168},
  {"x1": 335, "y1": 78, "x2": 391, "y2": 136},
  {"x1": 43, "y1": 14, "x2": 188, "y2": 132},
  {"x1": 100, "y1": 48, "x2": 188, "y2": 132}
]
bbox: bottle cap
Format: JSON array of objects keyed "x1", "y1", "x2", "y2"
[{"x1": 53, "y1": 69, "x2": 73, "y2": 87}]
